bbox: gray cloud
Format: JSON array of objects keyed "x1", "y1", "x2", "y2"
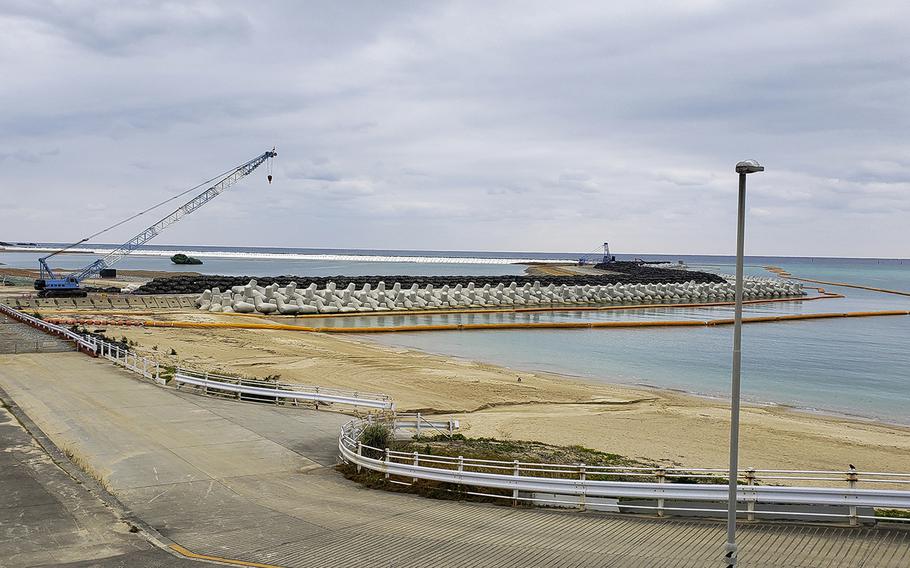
[{"x1": 0, "y1": 1, "x2": 907, "y2": 257}]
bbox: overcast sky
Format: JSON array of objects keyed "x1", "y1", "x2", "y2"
[{"x1": 1, "y1": 1, "x2": 908, "y2": 257}]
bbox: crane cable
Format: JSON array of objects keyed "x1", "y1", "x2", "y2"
[{"x1": 43, "y1": 160, "x2": 251, "y2": 260}]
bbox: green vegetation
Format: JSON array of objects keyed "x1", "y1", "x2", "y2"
[
  {"x1": 396, "y1": 435, "x2": 637, "y2": 474},
  {"x1": 159, "y1": 365, "x2": 176, "y2": 382},
  {"x1": 359, "y1": 423, "x2": 393, "y2": 459},
  {"x1": 876, "y1": 508, "x2": 910, "y2": 519},
  {"x1": 170, "y1": 253, "x2": 203, "y2": 265},
  {"x1": 341, "y1": 429, "x2": 729, "y2": 506}
]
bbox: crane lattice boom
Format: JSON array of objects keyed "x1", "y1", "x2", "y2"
[{"x1": 36, "y1": 148, "x2": 276, "y2": 296}]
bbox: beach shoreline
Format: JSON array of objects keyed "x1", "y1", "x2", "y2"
[{"x1": 99, "y1": 317, "x2": 910, "y2": 473}]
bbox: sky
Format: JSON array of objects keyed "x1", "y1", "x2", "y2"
[{"x1": 1, "y1": 1, "x2": 908, "y2": 258}]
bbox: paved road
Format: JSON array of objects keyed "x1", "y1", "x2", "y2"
[
  {"x1": 0, "y1": 397, "x2": 193, "y2": 567},
  {"x1": 1, "y1": 351, "x2": 908, "y2": 567}
]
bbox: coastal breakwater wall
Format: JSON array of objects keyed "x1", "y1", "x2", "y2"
[
  {"x1": 193, "y1": 277, "x2": 804, "y2": 315},
  {"x1": 134, "y1": 262, "x2": 725, "y2": 295}
]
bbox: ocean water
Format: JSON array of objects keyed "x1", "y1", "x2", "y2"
[
  {"x1": 3, "y1": 245, "x2": 908, "y2": 423},
  {"x1": 0, "y1": 245, "x2": 543, "y2": 277},
  {"x1": 355, "y1": 256, "x2": 909, "y2": 425}
]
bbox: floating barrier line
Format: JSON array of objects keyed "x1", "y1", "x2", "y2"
[
  {"x1": 122, "y1": 309, "x2": 909, "y2": 334},
  {"x1": 40, "y1": 293, "x2": 842, "y2": 326},
  {"x1": 764, "y1": 266, "x2": 910, "y2": 297}
]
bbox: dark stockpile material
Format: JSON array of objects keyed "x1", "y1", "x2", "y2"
[{"x1": 133, "y1": 262, "x2": 725, "y2": 295}]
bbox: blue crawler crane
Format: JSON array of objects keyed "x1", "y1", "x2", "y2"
[{"x1": 34, "y1": 148, "x2": 277, "y2": 298}]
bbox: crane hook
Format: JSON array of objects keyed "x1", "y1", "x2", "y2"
[{"x1": 267, "y1": 174, "x2": 273, "y2": 184}]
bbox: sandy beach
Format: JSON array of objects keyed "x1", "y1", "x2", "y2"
[{"x1": 105, "y1": 318, "x2": 910, "y2": 473}]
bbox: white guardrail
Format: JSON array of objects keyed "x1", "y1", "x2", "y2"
[
  {"x1": 339, "y1": 416, "x2": 910, "y2": 525},
  {"x1": 175, "y1": 369, "x2": 395, "y2": 410},
  {"x1": 1, "y1": 303, "x2": 392, "y2": 407},
  {"x1": 1, "y1": 303, "x2": 162, "y2": 381}
]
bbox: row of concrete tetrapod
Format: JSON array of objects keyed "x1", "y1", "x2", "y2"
[{"x1": 196, "y1": 277, "x2": 806, "y2": 315}]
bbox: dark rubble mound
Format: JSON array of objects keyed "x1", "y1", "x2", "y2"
[{"x1": 132, "y1": 263, "x2": 724, "y2": 295}]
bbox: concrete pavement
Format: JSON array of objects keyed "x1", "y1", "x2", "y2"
[
  {"x1": 1, "y1": 351, "x2": 908, "y2": 567},
  {"x1": 0, "y1": 399, "x2": 193, "y2": 567}
]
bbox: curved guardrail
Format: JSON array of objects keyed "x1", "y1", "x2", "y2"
[
  {"x1": 339, "y1": 416, "x2": 910, "y2": 524},
  {"x1": 175, "y1": 369, "x2": 394, "y2": 410}
]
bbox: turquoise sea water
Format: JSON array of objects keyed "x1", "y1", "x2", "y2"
[
  {"x1": 359, "y1": 257, "x2": 910, "y2": 425},
  {"x1": 3, "y1": 247, "x2": 907, "y2": 423}
]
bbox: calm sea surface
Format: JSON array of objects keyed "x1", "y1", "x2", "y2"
[
  {"x1": 3, "y1": 247, "x2": 908, "y2": 423},
  {"x1": 359, "y1": 256, "x2": 908, "y2": 425}
]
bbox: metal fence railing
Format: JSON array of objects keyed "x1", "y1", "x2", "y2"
[
  {"x1": 339, "y1": 415, "x2": 910, "y2": 525},
  {"x1": 1, "y1": 303, "x2": 393, "y2": 405},
  {"x1": 1, "y1": 303, "x2": 98, "y2": 351},
  {"x1": 1, "y1": 303, "x2": 161, "y2": 382},
  {"x1": 174, "y1": 369, "x2": 394, "y2": 410},
  {"x1": 97, "y1": 340, "x2": 162, "y2": 382}
]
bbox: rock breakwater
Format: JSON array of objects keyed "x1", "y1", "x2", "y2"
[
  {"x1": 134, "y1": 262, "x2": 725, "y2": 296},
  {"x1": 194, "y1": 277, "x2": 804, "y2": 314}
]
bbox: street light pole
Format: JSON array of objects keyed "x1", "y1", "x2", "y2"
[{"x1": 725, "y1": 160, "x2": 764, "y2": 567}]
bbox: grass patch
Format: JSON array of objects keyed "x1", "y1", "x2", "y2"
[
  {"x1": 359, "y1": 422, "x2": 392, "y2": 459},
  {"x1": 876, "y1": 508, "x2": 910, "y2": 519},
  {"x1": 398, "y1": 435, "x2": 637, "y2": 472},
  {"x1": 341, "y1": 431, "x2": 730, "y2": 507},
  {"x1": 62, "y1": 443, "x2": 114, "y2": 494}
]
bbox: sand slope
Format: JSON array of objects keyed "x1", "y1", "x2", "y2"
[{"x1": 109, "y1": 322, "x2": 910, "y2": 473}]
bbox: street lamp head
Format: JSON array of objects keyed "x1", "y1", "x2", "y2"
[{"x1": 735, "y1": 160, "x2": 764, "y2": 174}]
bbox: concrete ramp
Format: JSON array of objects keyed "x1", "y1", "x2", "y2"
[{"x1": 0, "y1": 313, "x2": 74, "y2": 354}]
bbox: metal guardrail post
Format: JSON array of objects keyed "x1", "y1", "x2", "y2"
[
  {"x1": 416, "y1": 412, "x2": 421, "y2": 439},
  {"x1": 848, "y1": 469, "x2": 859, "y2": 526},
  {"x1": 657, "y1": 467, "x2": 666, "y2": 517},
  {"x1": 746, "y1": 468, "x2": 756, "y2": 521},
  {"x1": 412, "y1": 451, "x2": 419, "y2": 484},
  {"x1": 579, "y1": 463, "x2": 586, "y2": 511},
  {"x1": 357, "y1": 442, "x2": 363, "y2": 473},
  {"x1": 384, "y1": 448, "x2": 390, "y2": 480},
  {"x1": 513, "y1": 460, "x2": 520, "y2": 506}
]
